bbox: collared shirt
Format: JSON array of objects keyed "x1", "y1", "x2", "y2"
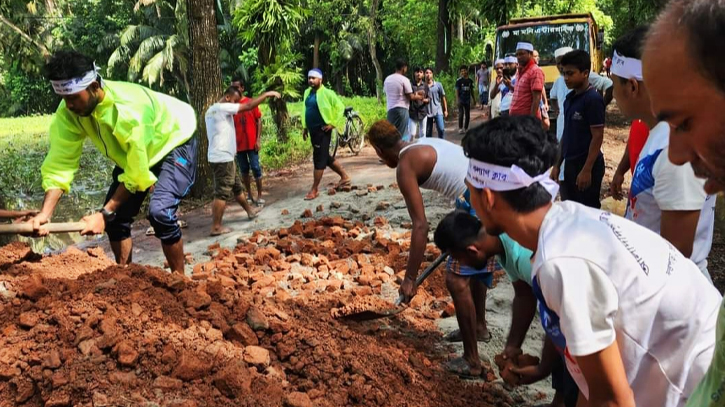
[
  {"x1": 41, "y1": 80, "x2": 196, "y2": 194},
  {"x1": 561, "y1": 86, "x2": 605, "y2": 160},
  {"x1": 509, "y1": 60, "x2": 544, "y2": 117}
]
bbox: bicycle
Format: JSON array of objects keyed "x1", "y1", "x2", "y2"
[{"x1": 329, "y1": 107, "x2": 365, "y2": 159}]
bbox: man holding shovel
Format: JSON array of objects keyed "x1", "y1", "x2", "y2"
[
  {"x1": 28, "y1": 50, "x2": 197, "y2": 274},
  {"x1": 367, "y1": 119, "x2": 497, "y2": 378}
]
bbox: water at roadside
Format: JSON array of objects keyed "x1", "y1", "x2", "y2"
[{"x1": 0, "y1": 190, "x2": 106, "y2": 253}]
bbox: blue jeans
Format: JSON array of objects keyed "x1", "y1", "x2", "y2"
[
  {"x1": 105, "y1": 137, "x2": 197, "y2": 245},
  {"x1": 425, "y1": 114, "x2": 445, "y2": 139},
  {"x1": 236, "y1": 150, "x2": 262, "y2": 179}
]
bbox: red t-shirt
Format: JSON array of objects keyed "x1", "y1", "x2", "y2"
[
  {"x1": 628, "y1": 120, "x2": 650, "y2": 174},
  {"x1": 509, "y1": 60, "x2": 545, "y2": 118},
  {"x1": 234, "y1": 97, "x2": 262, "y2": 152}
]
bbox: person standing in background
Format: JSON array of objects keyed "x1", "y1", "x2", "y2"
[
  {"x1": 476, "y1": 62, "x2": 490, "y2": 111},
  {"x1": 409, "y1": 67, "x2": 430, "y2": 139},
  {"x1": 384, "y1": 59, "x2": 425, "y2": 140},
  {"x1": 302, "y1": 69, "x2": 351, "y2": 200},
  {"x1": 509, "y1": 42, "x2": 544, "y2": 120},
  {"x1": 489, "y1": 59, "x2": 505, "y2": 119},
  {"x1": 230, "y1": 78, "x2": 265, "y2": 206},
  {"x1": 490, "y1": 56, "x2": 517, "y2": 117},
  {"x1": 552, "y1": 50, "x2": 606, "y2": 209},
  {"x1": 456, "y1": 65, "x2": 476, "y2": 134},
  {"x1": 424, "y1": 68, "x2": 448, "y2": 139}
]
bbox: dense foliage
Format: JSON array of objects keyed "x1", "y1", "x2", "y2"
[{"x1": 0, "y1": 0, "x2": 663, "y2": 117}]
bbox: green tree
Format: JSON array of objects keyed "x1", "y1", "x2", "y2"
[
  {"x1": 233, "y1": 0, "x2": 307, "y2": 142},
  {"x1": 104, "y1": 0, "x2": 190, "y2": 99}
]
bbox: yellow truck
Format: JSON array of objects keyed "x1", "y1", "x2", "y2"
[{"x1": 492, "y1": 13, "x2": 605, "y2": 89}]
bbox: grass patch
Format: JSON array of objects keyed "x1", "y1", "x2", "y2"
[{"x1": 0, "y1": 97, "x2": 384, "y2": 197}]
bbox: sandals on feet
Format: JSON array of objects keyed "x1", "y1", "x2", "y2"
[
  {"x1": 335, "y1": 179, "x2": 352, "y2": 190},
  {"x1": 445, "y1": 357, "x2": 483, "y2": 379},
  {"x1": 444, "y1": 329, "x2": 492, "y2": 343},
  {"x1": 210, "y1": 227, "x2": 233, "y2": 236}
]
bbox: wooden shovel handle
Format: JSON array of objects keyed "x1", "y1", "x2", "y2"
[{"x1": 0, "y1": 222, "x2": 87, "y2": 235}]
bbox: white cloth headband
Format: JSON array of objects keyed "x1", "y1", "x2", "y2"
[
  {"x1": 466, "y1": 158, "x2": 559, "y2": 201},
  {"x1": 516, "y1": 42, "x2": 534, "y2": 52},
  {"x1": 308, "y1": 70, "x2": 323, "y2": 79},
  {"x1": 611, "y1": 50, "x2": 643, "y2": 81},
  {"x1": 504, "y1": 56, "x2": 518, "y2": 64},
  {"x1": 50, "y1": 63, "x2": 101, "y2": 96},
  {"x1": 494, "y1": 58, "x2": 505, "y2": 66}
]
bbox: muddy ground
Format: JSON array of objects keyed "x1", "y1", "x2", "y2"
[{"x1": 1, "y1": 106, "x2": 723, "y2": 407}]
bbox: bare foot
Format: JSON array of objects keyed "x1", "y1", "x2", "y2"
[
  {"x1": 304, "y1": 190, "x2": 319, "y2": 200},
  {"x1": 247, "y1": 208, "x2": 259, "y2": 220}
]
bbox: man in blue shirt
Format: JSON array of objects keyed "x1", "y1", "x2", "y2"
[
  {"x1": 552, "y1": 50, "x2": 606, "y2": 209},
  {"x1": 435, "y1": 209, "x2": 580, "y2": 406}
]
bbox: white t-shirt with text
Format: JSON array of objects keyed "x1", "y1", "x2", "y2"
[
  {"x1": 626, "y1": 122, "x2": 716, "y2": 275},
  {"x1": 204, "y1": 103, "x2": 239, "y2": 163},
  {"x1": 532, "y1": 201, "x2": 720, "y2": 407},
  {"x1": 384, "y1": 73, "x2": 413, "y2": 111}
]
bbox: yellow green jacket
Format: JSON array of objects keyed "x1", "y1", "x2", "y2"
[
  {"x1": 301, "y1": 85, "x2": 345, "y2": 131},
  {"x1": 41, "y1": 80, "x2": 196, "y2": 194}
]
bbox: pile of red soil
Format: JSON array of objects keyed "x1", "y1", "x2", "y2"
[{"x1": 0, "y1": 218, "x2": 517, "y2": 407}]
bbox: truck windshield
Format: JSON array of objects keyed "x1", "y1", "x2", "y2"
[{"x1": 496, "y1": 22, "x2": 590, "y2": 66}]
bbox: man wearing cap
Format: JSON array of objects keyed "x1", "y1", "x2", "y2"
[
  {"x1": 30, "y1": 50, "x2": 197, "y2": 273},
  {"x1": 550, "y1": 47, "x2": 613, "y2": 143},
  {"x1": 301, "y1": 68, "x2": 351, "y2": 200},
  {"x1": 489, "y1": 59, "x2": 505, "y2": 119},
  {"x1": 509, "y1": 42, "x2": 545, "y2": 120},
  {"x1": 462, "y1": 115, "x2": 720, "y2": 407},
  {"x1": 490, "y1": 56, "x2": 518, "y2": 117}
]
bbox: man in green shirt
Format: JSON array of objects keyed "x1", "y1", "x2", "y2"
[
  {"x1": 435, "y1": 210, "x2": 579, "y2": 406},
  {"x1": 301, "y1": 69, "x2": 350, "y2": 200},
  {"x1": 29, "y1": 50, "x2": 197, "y2": 273}
]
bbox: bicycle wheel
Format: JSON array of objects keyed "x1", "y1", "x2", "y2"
[
  {"x1": 346, "y1": 115, "x2": 365, "y2": 155},
  {"x1": 329, "y1": 127, "x2": 339, "y2": 159}
]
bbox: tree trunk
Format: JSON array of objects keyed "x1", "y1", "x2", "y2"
[
  {"x1": 313, "y1": 33, "x2": 321, "y2": 69},
  {"x1": 435, "y1": 0, "x2": 451, "y2": 73},
  {"x1": 457, "y1": 15, "x2": 464, "y2": 43},
  {"x1": 368, "y1": 0, "x2": 384, "y2": 104},
  {"x1": 187, "y1": 0, "x2": 223, "y2": 199}
]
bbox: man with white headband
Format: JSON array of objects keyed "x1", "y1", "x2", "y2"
[
  {"x1": 462, "y1": 115, "x2": 720, "y2": 407},
  {"x1": 30, "y1": 50, "x2": 198, "y2": 273},
  {"x1": 609, "y1": 26, "x2": 715, "y2": 281},
  {"x1": 490, "y1": 56, "x2": 518, "y2": 117},
  {"x1": 644, "y1": 1, "x2": 725, "y2": 404},
  {"x1": 301, "y1": 68, "x2": 351, "y2": 200},
  {"x1": 510, "y1": 42, "x2": 545, "y2": 120},
  {"x1": 367, "y1": 119, "x2": 498, "y2": 378}
]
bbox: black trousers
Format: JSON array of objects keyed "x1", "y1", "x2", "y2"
[
  {"x1": 458, "y1": 102, "x2": 471, "y2": 130},
  {"x1": 560, "y1": 153, "x2": 605, "y2": 209},
  {"x1": 551, "y1": 358, "x2": 580, "y2": 407},
  {"x1": 309, "y1": 126, "x2": 335, "y2": 170}
]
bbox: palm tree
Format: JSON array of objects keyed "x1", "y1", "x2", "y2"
[
  {"x1": 103, "y1": 0, "x2": 190, "y2": 99},
  {"x1": 233, "y1": 0, "x2": 308, "y2": 142}
]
